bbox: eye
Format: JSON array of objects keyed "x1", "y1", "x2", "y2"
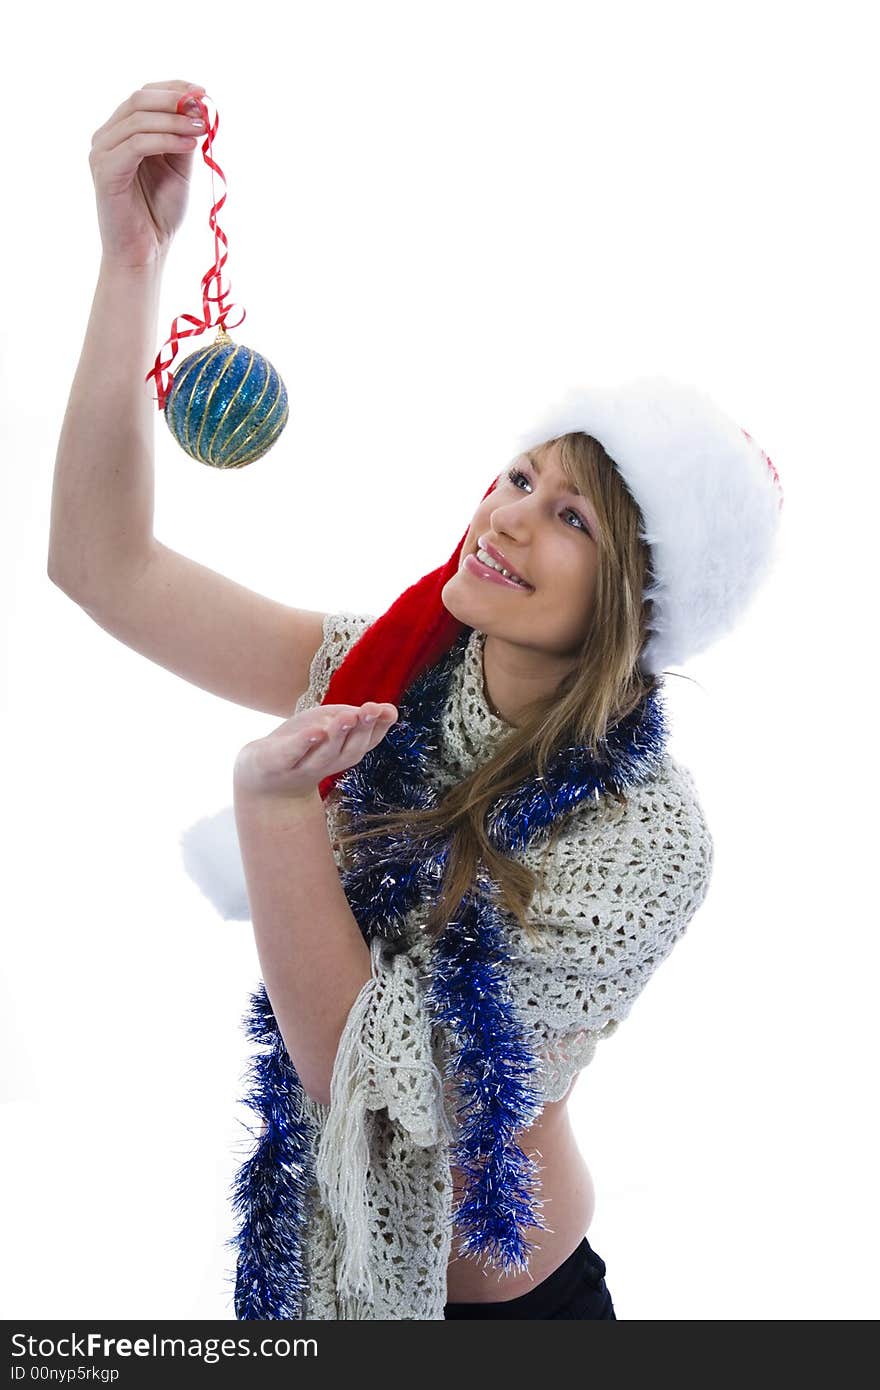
[{"x1": 505, "y1": 467, "x2": 591, "y2": 535}]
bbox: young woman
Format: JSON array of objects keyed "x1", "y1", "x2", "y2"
[{"x1": 50, "y1": 79, "x2": 782, "y2": 1321}]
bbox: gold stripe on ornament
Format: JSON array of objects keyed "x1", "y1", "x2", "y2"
[
  {"x1": 226, "y1": 375, "x2": 287, "y2": 467},
  {"x1": 232, "y1": 395, "x2": 290, "y2": 467},
  {"x1": 195, "y1": 345, "x2": 239, "y2": 461},
  {"x1": 181, "y1": 341, "x2": 231, "y2": 450},
  {"x1": 210, "y1": 347, "x2": 266, "y2": 465}
]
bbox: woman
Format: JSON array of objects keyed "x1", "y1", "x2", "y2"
[
  {"x1": 194, "y1": 389, "x2": 780, "y2": 1319},
  {"x1": 51, "y1": 79, "x2": 783, "y2": 1320}
]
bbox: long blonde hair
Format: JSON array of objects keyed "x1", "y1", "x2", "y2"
[{"x1": 333, "y1": 433, "x2": 670, "y2": 945}]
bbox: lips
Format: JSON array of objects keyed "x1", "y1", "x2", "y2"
[{"x1": 476, "y1": 535, "x2": 532, "y2": 587}]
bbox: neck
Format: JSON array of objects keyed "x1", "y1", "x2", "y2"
[{"x1": 480, "y1": 633, "x2": 577, "y2": 727}]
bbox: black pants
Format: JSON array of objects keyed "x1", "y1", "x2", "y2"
[{"x1": 443, "y1": 1235, "x2": 617, "y2": 1319}]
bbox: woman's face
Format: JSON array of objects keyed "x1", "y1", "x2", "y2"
[{"x1": 443, "y1": 443, "x2": 599, "y2": 659}]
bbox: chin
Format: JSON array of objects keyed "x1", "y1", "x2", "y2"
[
  {"x1": 441, "y1": 574, "x2": 527, "y2": 636},
  {"x1": 441, "y1": 573, "x2": 494, "y2": 629},
  {"x1": 440, "y1": 574, "x2": 470, "y2": 626}
]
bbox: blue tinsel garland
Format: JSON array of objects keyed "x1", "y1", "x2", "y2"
[{"x1": 229, "y1": 628, "x2": 668, "y2": 1318}]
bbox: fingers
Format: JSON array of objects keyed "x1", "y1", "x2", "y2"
[
  {"x1": 141, "y1": 80, "x2": 208, "y2": 93},
  {"x1": 303, "y1": 704, "x2": 397, "y2": 755},
  {"x1": 92, "y1": 83, "x2": 209, "y2": 153},
  {"x1": 328, "y1": 704, "x2": 397, "y2": 742},
  {"x1": 351, "y1": 702, "x2": 397, "y2": 728}
]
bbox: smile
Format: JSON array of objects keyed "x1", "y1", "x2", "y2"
[{"x1": 462, "y1": 552, "x2": 534, "y2": 591}]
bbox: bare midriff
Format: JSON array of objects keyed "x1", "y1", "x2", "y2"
[{"x1": 444, "y1": 1077, "x2": 596, "y2": 1304}]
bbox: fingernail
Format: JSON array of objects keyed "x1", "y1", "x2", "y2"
[{"x1": 363, "y1": 713, "x2": 376, "y2": 723}]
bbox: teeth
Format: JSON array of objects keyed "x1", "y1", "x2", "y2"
[{"x1": 476, "y1": 548, "x2": 529, "y2": 586}]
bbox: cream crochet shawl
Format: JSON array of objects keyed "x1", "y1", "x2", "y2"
[{"x1": 180, "y1": 611, "x2": 715, "y2": 1319}]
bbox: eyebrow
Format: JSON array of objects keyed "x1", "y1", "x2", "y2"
[
  {"x1": 524, "y1": 450, "x2": 583, "y2": 497},
  {"x1": 521, "y1": 450, "x2": 598, "y2": 534}
]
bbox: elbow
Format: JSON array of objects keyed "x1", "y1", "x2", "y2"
[
  {"x1": 270, "y1": 970, "x2": 371, "y2": 1113},
  {"x1": 272, "y1": 1016, "x2": 336, "y2": 1108},
  {"x1": 47, "y1": 558, "x2": 68, "y2": 590},
  {"x1": 296, "y1": 1042, "x2": 340, "y2": 1110},
  {"x1": 298, "y1": 1070, "x2": 331, "y2": 1109},
  {"x1": 47, "y1": 559, "x2": 82, "y2": 601},
  {"x1": 281, "y1": 1038, "x2": 333, "y2": 1109},
  {"x1": 297, "y1": 1038, "x2": 336, "y2": 1107}
]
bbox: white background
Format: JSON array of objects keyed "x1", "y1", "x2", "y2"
[{"x1": 2, "y1": 0, "x2": 877, "y2": 1322}]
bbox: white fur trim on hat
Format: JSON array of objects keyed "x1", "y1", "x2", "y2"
[
  {"x1": 179, "y1": 804, "x2": 250, "y2": 920},
  {"x1": 511, "y1": 374, "x2": 784, "y2": 675}
]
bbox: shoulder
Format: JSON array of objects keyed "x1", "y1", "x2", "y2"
[
  {"x1": 522, "y1": 750, "x2": 715, "y2": 933},
  {"x1": 296, "y1": 611, "x2": 377, "y2": 712}
]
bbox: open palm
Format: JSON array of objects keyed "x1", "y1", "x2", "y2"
[{"x1": 232, "y1": 702, "x2": 399, "y2": 800}]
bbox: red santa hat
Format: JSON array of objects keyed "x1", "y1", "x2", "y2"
[{"x1": 318, "y1": 374, "x2": 783, "y2": 800}]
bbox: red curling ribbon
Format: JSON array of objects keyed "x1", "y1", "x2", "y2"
[{"x1": 145, "y1": 90, "x2": 247, "y2": 411}]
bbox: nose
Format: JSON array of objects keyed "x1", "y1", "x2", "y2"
[{"x1": 489, "y1": 492, "x2": 534, "y2": 541}]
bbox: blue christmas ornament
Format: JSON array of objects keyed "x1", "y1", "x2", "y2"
[
  {"x1": 145, "y1": 90, "x2": 289, "y2": 469},
  {"x1": 163, "y1": 325, "x2": 289, "y2": 468}
]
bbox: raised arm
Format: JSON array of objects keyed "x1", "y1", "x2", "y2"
[
  {"x1": 47, "y1": 251, "x2": 163, "y2": 600},
  {"x1": 48, "y1": 82, "x2": 327, "y2": 717}
]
